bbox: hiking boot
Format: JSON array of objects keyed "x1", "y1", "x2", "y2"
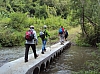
[
  {"x1": 65, "y1": 39, "x2": 67, "y2": 41},
  {"x1": 41, "y1": 51, "x2": 44, "y2": 54},
  {"x1": 44, "y1": 49, "x2": 46, "y2": 52},
  {"x1": 34, "y1": 54, "x2": 39, "y2": 59},
  {"x1": 25, "y1": 60, "x2": 28, "y2": 63},
  {"x1": 61, "y1": 43, "x2": 64, "y2": 45}
]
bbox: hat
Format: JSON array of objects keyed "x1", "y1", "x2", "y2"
[
  {"x1": 30, "y1": 25, "x2": 34, "y2": 28},
  {"x1": 44, "y1": 25, "x2": 47, "y2": 28}
]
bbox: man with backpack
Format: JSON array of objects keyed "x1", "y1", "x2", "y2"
[
  {"x1": 38, "y1": 25, "x2": 50, "y2": 54},
  {"x1": 25, "y1": 25, "x2": 38, "y2": 62},
  {"x1": 59, "y1": 26, "x2": 65, "y2": 45}
]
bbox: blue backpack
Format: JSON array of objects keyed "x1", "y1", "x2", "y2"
[{"x1": 59, "y1": 28, "x2": 63, "y2": 34}]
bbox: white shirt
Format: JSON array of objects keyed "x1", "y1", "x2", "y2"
[{"x1": 25, "y1": 29, "x2": 38, "y2": 44}]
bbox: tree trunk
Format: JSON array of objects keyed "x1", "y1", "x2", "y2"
[{"x1": 81, "y1": 6, "x2": 88, "y2": 37}]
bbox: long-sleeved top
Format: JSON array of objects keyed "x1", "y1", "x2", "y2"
[
  {"x1": 44, "y1": 29, "x2": 50, "y2": 40},
  {"x1": 38, "y1": 29, "x2": 50, "y2": 41},
  {"x1": 25, "y1": 29, "x2": 38, "y2": 44}
]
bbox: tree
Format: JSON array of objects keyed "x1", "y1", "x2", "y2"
[{"x1": 70, "y1": 0, "x2": 100, "y2": 46}]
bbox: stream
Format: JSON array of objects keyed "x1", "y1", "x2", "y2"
[{"x1": 0, "y1": 45, "x2": 98, "y2": 74}]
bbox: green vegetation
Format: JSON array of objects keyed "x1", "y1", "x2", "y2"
[
  {"x1": 70, "y1": 0, "x2": 100, "y2": 47},
  {"x1": 0, "y1": 0, "x2": 100, "y2": 47},
  {"x1": 0, "y1": 0, "x2": 73, "y2": 47},
  {"x1": 0, "y1": 0, "x2": 100, "y2": 73}
]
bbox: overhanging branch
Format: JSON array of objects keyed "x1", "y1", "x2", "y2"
[{"x1": 84, "y1": 15, "x2": 96, "y2": 26}]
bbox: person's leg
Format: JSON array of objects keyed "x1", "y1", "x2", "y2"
[
  {"x1": 60, "y1": 34, "x2": 63, "y2": 44},
  {"x1": 65, "y1": 35, "x2": 67, "y2": 40},
  {"x1": 62, "y1": 34, "x2": 65, "y2": 43},
  {"x1": 44, "y1": 40, "x2": 47, "y2": 51},
  {"x1": 41, "y1": 40, "x2": 45, "y2": 54},
  {"x1": 31, "y1": 44, "x2": 38, "y2": 59},
  {"x1": 59, "y1": 34, "x2": 62, "y2": 44},
  {"x1": 65, "y1": 34, "x2": 67, "y2": 41},
  {"x1": 25, "y1": 44, "x2": 30, "y2": 62}
]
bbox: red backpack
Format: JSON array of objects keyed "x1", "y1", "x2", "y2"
[
  {"x1": 62, "y1": 28, "x2": 64, "y2": 32},
  {"x1": 25, "y1": 30, "x2": 34, "y2": 41}
]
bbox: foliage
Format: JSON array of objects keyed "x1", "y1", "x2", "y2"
[
  {"x1": 0, "y1": 12, "x2": 71, "y2": 47},
  {"x1": 8, "y1": 12, "x2": 28, "y2": 31},
  {"x1": 96, "y1": 43, "x2": 100, "y2": 50},
  {"x1": 0, "y1": 28, "x2": 24, "y2": 47},
  {"x1": 70, "y1": 0, "x2": 100, "y2": 46},
  {"x1": 0, "y1": 0, "x2": 100, "y2": 48},
  {"x1": 0, "y1": 0, "x2": 100, "y2": 73},
  {"x1": 75, "y1": 37, "x2": 91, "y2": 47},
  {"x1": 72, "y1": 70, "x2": 99, "y2": 74},
  {"x1": 34, "y1": 5, "x2": 48, "y2": 19}
]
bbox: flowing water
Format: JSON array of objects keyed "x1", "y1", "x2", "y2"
[
  {"x1": 0, "y1": 45, "x2": 98, "y2": 74},
  {"x1": 40, "y1": 46, "x2": 98, "y2": 74},
  {"x1": 0, "y1": 45, "x2": 42, "y2": 67}
]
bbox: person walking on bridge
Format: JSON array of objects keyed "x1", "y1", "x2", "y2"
[
  {"x1": 38, "y1": 25, "x2": 50, "y2": 54},
  {"x1": 24, "y1": 25, "x2": 38, "y2": 62},
  {"x1": 64, "y1": 30, "x2": 68, "y2": 41},
  {"x1": 59, "y1": 26, "x2": 65, "y2": 45}
]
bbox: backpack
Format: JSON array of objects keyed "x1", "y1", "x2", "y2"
[
  {"x1": 59, "y1": 28, "x2": 63, "y2": 34},
  {"x1": 40, "y1": 30, "x2": 49, "y2": 40},
  {"x1": 25, "y1": 30, "x2": 34, "y2": 41},
  {"x1": 65, "y1": 31, "x2": 68, "y2": 37},
  {"x1": 39, "y1": 31, "x2": 45, "y2": 40},
  {"x1": 44, "y1": 30, "x2": 48, "y2": 37}
]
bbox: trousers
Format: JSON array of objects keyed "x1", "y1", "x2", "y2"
[
  {"x1": 42, "y1": 40, "x2": 47, "y2": 51},
  {"x1": 25, "y1": 44, "x2": 37, "y2": 61}
]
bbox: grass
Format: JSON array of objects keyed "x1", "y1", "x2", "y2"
[{"x1": 67, "y1": 26, "x2": 81, "y2": 44}]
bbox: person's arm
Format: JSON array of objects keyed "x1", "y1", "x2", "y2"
[
  {"x1": 34, "y1": 31, "x2": 38, "y2": 45},
  {"x1": 46, "y1": 30, "x2": 50, "y2": 37}
]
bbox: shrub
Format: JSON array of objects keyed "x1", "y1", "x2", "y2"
[
  {"x1": 0, "y1": 28, "x2": 24, "y2": 47},
  {"x1": 8, "y1": 12, "x2": 28, "y2": 31}
]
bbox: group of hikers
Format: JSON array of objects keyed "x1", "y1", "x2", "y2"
[
  {"x1": 24, "y1": 25, "x2": 68, "y2": 62},
  {"x1": 59, "y1": 26, "x2": 68, "y2": 45}
]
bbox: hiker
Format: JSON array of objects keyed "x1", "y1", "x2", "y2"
[
  {"x1": 38, "y1": 25, "x2": 50, "y2": 54},
  {"x1": 64, "y1": 30, "x2": 68, "y2": 41},
  {"x1": 59, "y1": 26, "x2": 65, "y2": 45},
  {"x1": 25, "y1": 25, "x2": 38, "y2": 62}
]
